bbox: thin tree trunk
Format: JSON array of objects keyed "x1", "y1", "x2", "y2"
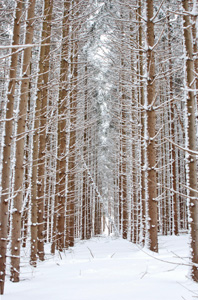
[
  {"x1": 145, "y1": 0, "x2": 158, "y2": 252},
  {"x1": 168, "y1": 17, "x2": 179, "y2": 235},
  {"x1": 182, "y1": 0, "x2": 198, "y2": 282},
  {"x1": 192, "y1": 1, "x2": 198, "y2": 105},
  {"x1": 82, "y1": 64, "x2": 88, "y2": 239},
  {"x1": 138, "y1": 0, "x2": 146, "y2": 245},
  {"x1": 0, "y1": 0, "x2": 23, "y2": 294},
  {"x1": 67, "y1": 3, "x2": 78, "y2": 247},
  {"x1": 37, "y1": 0, "x2": 53, "y2": 261},
  {"x1": 30, "y1": 0, "x2": 51, "y2": 267},
  {"x1": 56, "y1": 0, "x2": 70, "y2": 251},
  {"x1": 10, "y1": 0, "x2": 36, "y2": 282}
]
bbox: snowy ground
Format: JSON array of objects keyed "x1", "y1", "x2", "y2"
[{"x1": 3, "y1": 234, "x2": 198, "y2": 300}]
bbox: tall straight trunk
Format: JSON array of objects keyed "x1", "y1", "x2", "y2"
[
  {"x1": 121, "y1": 84, "x2": 128, "y2": 240},
  {"x1": 37, "y1": 0, "x2": 53, "y2": 261},
  {"x1": 94, "y1": 151, "x2": 101, "y2": 235},
  {"x1": 138, "y1": 0, "x2": 146, "y2": 245},
  {"x1": 22, "y1": 89, "x2": 31, "y2": 248},
  {"x1": 30, "y1": 0, "x2": 52, "y2": 266},
  {"x1": 168, "y1": 18, "x2": 178, "y2": 235},
  {"x1": 82, "y1": 64, "x2": 88, "y2": 239},
  {"x1": 118, "y1": 147, "x2": 122, "y2": 233},
  {"x1": 56, "y1": 0, "x2": 70, "y2": 251},
  {"x1": 131, "y1": 139, "x2": 138, "y2": 243},
  {"x1": 10, "y1": 0, "x2": 36, "y2": 282},
  {"x1": 0, "y1": 0, "x2": 23, "y2": 294},
  {"x1": 145, "y1": 0, "x2": 158, "y2": 252},
  {"x1": 119, "y1": 17, "x2": 128, "y2": 239},
  {"x1": 67, "y1": 2, "x2": 78, "y2": 247},
  {"x1": 192, "y1": 1, "x2": 198, "y2": 104},
  {"x1": 182, "y1": 0, "x2": 198, "y2": 282}
]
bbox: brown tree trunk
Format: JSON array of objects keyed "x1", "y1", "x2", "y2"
[
  {"x1": 138, "y1": 0, "x2": 146, "y2": 245},
  {"x1": 56, "y1": 0, "x2": 70, "y2": 251},
  {"x1": 10, "y1": 0, "x2": 36, "y2": 282},
  {"x1": 66, "y1": 3, "x2": 78, "y2": 247},
  {"x1": 168, "y1": 17, "x2": 179, "y2": 236},
  {"x1": 37, "y1": 0, "x2": 53, "y2": 261},
  {"x1": 192, "y1": 2, "x2": 198, "y2": 105},
  {"x1": 146, "y1": 0, "x2": 158, "y2": 252},
  {"x1": 0, "y1": 0, "x2": 23, "y2": 294},
  {"x1": 30, "y1": 0, "x2": 52, "y2": 267},
  {"x1": 182, "y1": 0, "x2": 198, "y2": 282},
  {"x1": 121, "y1": 87, "x2": 128, "y2": 239}
]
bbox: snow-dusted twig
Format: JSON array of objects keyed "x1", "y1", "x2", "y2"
[{"x1": 165, "y1": 137, "x2": 198, "y2": 156}]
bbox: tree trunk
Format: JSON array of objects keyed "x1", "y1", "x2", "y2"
[
  {"x1": 66, "y1": 2, "x2": 78, "y2": 247},
  {"x1": 30, "y1": 0, "x2": 52, "y2": 267},
  {"x1": 10, "y1": 0, "x2": 36, "y2": 282},
  {"x1": 37, "y1": 0, "x2": 53, "y2": 261},
  {"x1": 168, "y1": 17, "x2": 179, "y2": 236},
  {"x1": 146, "y1": 0, "x2": 158, "y2": 252},
  {"x1": 0, "y1": 0, "x2": 23, "y2": 294},
  {"x1": 56, "y1": 0, "x2": 70, "y2": 251},
  {"x1": 138, "y1": 0, "x2": 146, "y2": 245},
  {"x1": 182, "y1": 0, "x2": 198, "y2": 282}
]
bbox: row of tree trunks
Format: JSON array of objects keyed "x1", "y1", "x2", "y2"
[{"x1": 1, "y1": 0, "x2": 198, "y2": 294}]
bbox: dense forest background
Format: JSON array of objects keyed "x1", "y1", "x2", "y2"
[{"x1": 0, "y1": 0, "x2": 198, "y2": 295}]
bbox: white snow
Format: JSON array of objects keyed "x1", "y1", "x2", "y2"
[{"x1": 3, "y1": 234, "x2": 198, "y2": 300}]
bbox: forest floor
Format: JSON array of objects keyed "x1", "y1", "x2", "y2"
[{"x1": 3, "y1": 234, "x2": 198, "y2": 300}]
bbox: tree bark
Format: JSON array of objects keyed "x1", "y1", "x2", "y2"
[
  {"x1": 56, "y1": 0, "x2": 70, "y2": 251},
  {"x1": 66, "y1": 1, "x2": 78, "y2": 247},
  {"x1": 146, "y1": 0, "x2": 158, "y2": 252},
  {"x1": 0, "y1": 0, "x2": 23, "y2": 294},
  {"x1": 138, "y1": 0, "x2": 146, "y2": 245},
  {"x1": 37, "y1": 0, "x2": 53, "y2": 261},
  {"x1": 168, "y1": 17, "x2": 179, "y2": 236},
  {"x1": 10, "y1": 0, "x2": 36, "y2": 282},
  {"x1": 182, "y1": 0, "x2": 198, "y2": 282},
  {"x1": 30, "y1": 0, "x2": 53, "y2": 266}
]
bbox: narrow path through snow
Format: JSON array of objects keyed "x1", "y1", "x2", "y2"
[{"x1": 4, "y1": 235, "x2": 198, "y2": 300}]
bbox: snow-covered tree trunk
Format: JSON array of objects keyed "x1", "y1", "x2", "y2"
[
  {"x1": 168, "y1": 17, "x2": 179, "y2": 236},
  {"x1": 56, "y1": 0, "x2": 70, "y2": 252},
  {"x1": 30, "y1": 0, "x2": 53, "y2": 267},
  {"x1": 182, "y1": 0, "x2": 198, "y2": 282},
  {"x1": 10, "y1": 0, "x2": 36, "y2": 282},
  {"x1": 145, "y1": 0, "x2": 158, "y2": 252},
  {"x1": 0, "y1": 0, "x2": 23, "y2": 294},
  {"x1": 36, "y1": 0, "x2": 53, "y2": 261},
  {"x1": 66, "y1": 0, "x2": 79, "y2": 247}
]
